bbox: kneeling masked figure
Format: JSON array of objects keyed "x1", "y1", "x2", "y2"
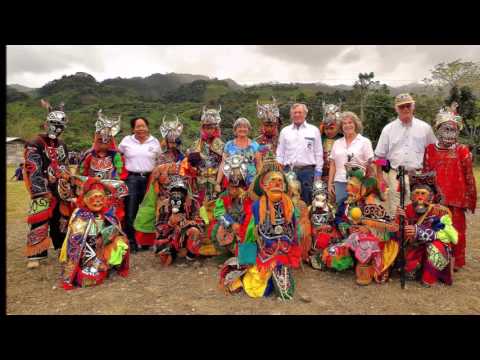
[
  {"x1": 153, "y1": 177, "x2": 203, "y2": 266},
  {"x1": 60, "y1": 177, "x2": 130, "y2": 290},
  {"x1": 322, "y1": 157, "x2": 399, "y2": 285},
  {"x1": 219, "y1": 152, "x2": 301, "y2": 300},
  {"x1": 210, "y1": 155, "x2": 253, "y2": 257},
  {"x1": 400, "y1": 171, "x2": 458, "y2": 287}
]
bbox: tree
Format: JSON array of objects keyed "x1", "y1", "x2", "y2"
[
  {"x1": 362, "y1": 89, "x2": 396, "y2": 148},
  {"x1": 353, "y1": 72, "x2": 379, "y2": 123},
  {"x1": 423, "y1": 60, "x2": 480, "y2": 93},
  {"x1": 445, "y1": 86, "x2": 480, "y2": 155}
]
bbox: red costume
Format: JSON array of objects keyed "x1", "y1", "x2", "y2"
[
  {"x1": 423, "y1": 104, "x2": 477, "y2": 269},
  {"x1": 424, "y1": 144, "x2": 476, "y2": 269}
]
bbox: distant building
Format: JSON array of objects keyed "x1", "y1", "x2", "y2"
[{"x1": 6, "y1": 137, "x2": 26, "y2": 165}]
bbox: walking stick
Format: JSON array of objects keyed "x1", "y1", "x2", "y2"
[{"x1": 397, "y1": 166, "x2": 406, "y2": 289}]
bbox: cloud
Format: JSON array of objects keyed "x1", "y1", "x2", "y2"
[
  {"x1": 7, "y1": 45, "x2": 105, "y2": 75},
  {"x1": 6, "y1": 45, "x2": 480, "y2": 88}
]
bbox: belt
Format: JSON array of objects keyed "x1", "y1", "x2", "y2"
[
  {"x1": 288, "y1": 164, "x2": 315, "y2": 171},
  {"x1": 128, "y1": 171, "x2": 151, "y2": 177}
]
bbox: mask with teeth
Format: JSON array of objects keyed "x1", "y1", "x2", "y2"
[{"x1": 437, "y1": 122, "x2": 459, "y2": 148}]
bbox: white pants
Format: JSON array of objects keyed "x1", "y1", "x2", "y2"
[{"x1": 384, "y1": 169, "x2": 411, "y2": 219}]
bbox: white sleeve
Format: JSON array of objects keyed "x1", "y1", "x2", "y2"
[
  {"x1": 426, "y1": 125, "x2": 437, "y2": 146},
  {"x1": 374, "y1": 128, "x2": 389, "y2": 159},
  {"x1": 118, "y1": 137, "x2": 127, "y2": 155},
  {"x1": 314, "y1": 127, "x2": 324, "y2": 173},
  {"x1": 328, "y1": 141, "x2": 337, "y2": 161},
  {"x1": 364, "y1": 137, "x2": 375, "y2": 161},
  {"x1": 276, "y1": 129, "x2": 286, "y2": 166}
]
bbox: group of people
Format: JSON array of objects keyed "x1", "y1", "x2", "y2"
[{"x1": 20, "y1": 92, "x2": 477, "y2": 298}]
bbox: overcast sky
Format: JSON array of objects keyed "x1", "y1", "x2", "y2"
[{"x1": 7, "y1": 45, "x2": 480, "y2": 88}]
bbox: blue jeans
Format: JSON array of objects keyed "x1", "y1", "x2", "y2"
[
  {"x1": 124, "y1": 174, "x2": 149, "y2": 245},
  {"x1": 334, "y1": 181, "x2": 348, "y2": 207}
]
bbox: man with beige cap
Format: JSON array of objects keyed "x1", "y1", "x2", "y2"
[{"x1": 374, "y1": 93, "x2": 437, "y2": 217}]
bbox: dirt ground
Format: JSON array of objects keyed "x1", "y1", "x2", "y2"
[{"x1": 6, "y1": 167, "x2": 480, "y2": 315}]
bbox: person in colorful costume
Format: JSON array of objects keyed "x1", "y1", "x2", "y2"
[
  {"x1": 180, "y1": 105, "x2": 224, "y2": 206},
  {"x1": 255, "y1": 97, "x2": 281, "y2": 164},
  {"x1": 79, "y1": 110, "x2": 124, "y2": 180},
  {"x1": 219, "y1": 152, "x2": 301, "y2": 300},
  {"x1": 78, "y1": 110, "x2": 126, "y2": 221},
  {"x1": 308, "y1": 180, "x2": 341, "y2": 269},
  {"x1": 133, "y1": 116, "x2": 185, "y2": 248},
  {"x1": 59, "y1": 177, "x2": 130, "y2": 290},
  {"x1": 423, "y1": 104, "x2": 476, "y2": 271},
  {"x1": 285, "y1": 171, "x2": 312, "y2": 263},
  {"x1": 23, "y1": 99, "x2": 72, "y2": 269},
  {"x1": 396, "y1": 171, "x2": 458, "y2": 287},
  {"x1": 323, "y1": 157, "x2": 399, "y2": 285},
  {"x1": 153, "y1": 176, "x2": 203, "y2": 266},
  {"x1": 320, "y1": 102, "x2": 343, "y2": 183},
  {"x1": 157, "y1": 115, "x2": 185, "y2": 165},
  {"x1": 210, "y1": 155, "x2": 253, "y2": 257}
]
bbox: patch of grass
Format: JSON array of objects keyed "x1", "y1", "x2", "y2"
[{"x1": 7, "y1": 166, "x2": 29, "y2": 221}]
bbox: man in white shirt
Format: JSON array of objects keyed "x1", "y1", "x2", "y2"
[
  {"x1": 374, "y1": 93, "x2": 437, "y2": 217},
  {"x1": 276, "y1": 103, "x2": 323, "y2": 204}
]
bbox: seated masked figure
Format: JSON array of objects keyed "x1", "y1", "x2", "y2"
[
  {"x1": 153, "y1": 177, "x2": 203, "y2": 266},
  {"x1": 399, "y1": 171, "x2": 458, "y2": 287},
  {"x1": 133, "y1": 116, "x2": 185, "y2": 248},
  {"x1": 308, "y1": 181, "x2": 341, "y2": 270},
  {"x1": 323, "y1": 157, "x2": 399, "y2": 285},
  {"x1": 219, "y1": 152, "x2": 301, "y2": 300},
  {"x1": 286, "y1": 171, "x2": 312, "y2": 263},
  {"x1": 210, "y1": 155, "x2": 253, "y2": 257},
  {"x1": 59, "y1": 177, "x2": 130, "y2": 290}
]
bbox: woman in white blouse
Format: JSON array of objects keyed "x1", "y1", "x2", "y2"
[{"x1": 327, "y1": 111, "x2": 374, "y2": 206}]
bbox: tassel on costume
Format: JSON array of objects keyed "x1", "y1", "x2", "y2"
[{"x1": 25, "y1": 236, "x2": 52, "y2": 257}]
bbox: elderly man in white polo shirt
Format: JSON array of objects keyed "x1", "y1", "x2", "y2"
[
  {"x1": 276, "y1": 103, "x2": 323, "y2": 204},
  {"x1": 374, "y1": 93, "x2": 437, "y2": 217}
]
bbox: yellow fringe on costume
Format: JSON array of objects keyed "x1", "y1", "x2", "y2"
[
  {"x1": 259, "y1": 194, "x2": 294, "y2": 225},
  {"x1": 380, "y1": 239, "x2": 399, "y2": 273},
  {"x1": 242, "y1": 265, "x2": 272, "y2": 298},
  {"x1": 199, "y1": 244, "x2": 221, "y2": 256},
  {"x1": 59, "y1": 235, "x2": 68, "y2": 263}
]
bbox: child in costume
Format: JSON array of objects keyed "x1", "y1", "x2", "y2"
[
  {"x1": 133, "y1": 115, "x2": 185, "y2": 248},
  {"x1": 219, "y1": 152, "x2": 301, "y2": 300},
  {"x1": 396, "y1": 171, "x2": 458, "y2": 287},
  {"x1": 210, "y1": 155, "x2": 253, "y2": 257},
  {"x1": 323, "y1": 157, "x2": 399, "y2": 285},
  {"x1": 59, "y1": 177, "x2": 129, "y2": 289}
]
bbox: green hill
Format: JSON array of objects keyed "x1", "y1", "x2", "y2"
[{"x1": 7, "y1": 71, "x2": 446, "y2": 152}]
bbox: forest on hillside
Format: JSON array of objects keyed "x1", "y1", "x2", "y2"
[{"x1": 6, "y1": 60, "x2": 480, "y2": 155}]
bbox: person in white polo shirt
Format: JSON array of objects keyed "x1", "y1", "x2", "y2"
[
  {"x1": 374, "y1": 93, "x2": 437, "y2": 217},
  {"x1": 118, "y1": 117, "x2": 161, "y2": 252},
  {"x1": 276, "y1": 103, "x2": 323, "y2": 204},
  {"x1": 327, "y1": 111, "x2": 374, "y2": 206}
]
